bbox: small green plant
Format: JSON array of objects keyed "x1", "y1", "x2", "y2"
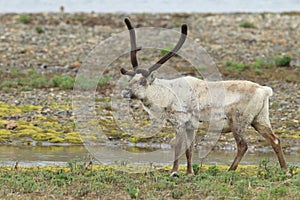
[
  {"x1": 29, "y1": 76, "x2": 47, "y2": 88},
  {"x1": 74, "y1": 75, "x2": 109, "y2": 90},
  {"x1": 252, "y1": 59, "x2": 264, "y2": 69},
  {"x1": 17, "y1": 14, "x2": 30, "y2": 24},
  {"x1": 160, "y1": 45, "x2": 174, "y2": 56},
  {"x1": 257, "y1": 158, "x2": 288, "y2": 181},
  {"x1": 207, "y1": 165, "x2": 220, "y2": 176},
  {"x1": 270, "y1": 187, "x2": 288, "y2": 198},
  {"x1": 98, "y1": 76, "x2": 110, "y2": 87},
  {"x1": 225, "y1": 61, "x2": 248, "y2": 72},
  {"x1": 274, "y1": 55, "x2": 291, "y2": 67},
  {"x1": 1, "y1": 80, "x2": 17, "y2": 88},
  {"x1": 251, "y1": 60, "x2": 264, "y2": 75},
  {"x1": 126, "y1": 185, "x2": 139, "y2": 199},
  {"x1": 171, "y1": 189, "x2": 185, "y2": 199},
  {"x1": 35, "y1": 26, "x2": 44, "y2": 34},
  {"x1": 51, "y1": 75, "x2": 75, "y2": 89},
  {"x1": 239, "y1": 21, "x2": 256, "y2": 28},
  {"x1": 27, "y1": 70, "x2": 38, "y2": 77},
  {"x1": 271, "y1": 101, "x2": 280, "y2": 109},
  {"x1": 192, "y1": 164, "x2": 200, "y2": 175},
  {"x1": 10, "y1": 68, "x2": 24, "y2": 77}
]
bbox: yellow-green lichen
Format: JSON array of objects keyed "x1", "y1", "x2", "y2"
[
  {"x1": 16, "y1": 125, "x2": 44, "y2": 133},
  {"x1": 0, "y1": 102, "x2": 42, "y2": 117},
  {"x1": 0, "y1": 103, "x2": 22, "y2": 117},
  {"x1": 32, "y1": 133, "x2": 57, "y2": 141},
  {"x1": 49, "y1": 137, "x2": 65, "y2": 143},
  {"x1": 64, "y1": 132, "x2": 82, "y2": 144},
  {"x1": 14, "y1": 129, "x2": 39, "y2": 138},
  {"x1": 20, "y1": 105, "x2": 42, "y2": 112},
  {"x1": 0, "y1": 129, "x2": 12, "y2": 140}
]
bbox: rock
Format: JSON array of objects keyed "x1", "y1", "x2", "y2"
[
  {"x1": 4, "y1": 120, "x2": 18, "y2": 130},
  {"x1": 70, "y1": 61, "x2": 81, "y2": 69}
]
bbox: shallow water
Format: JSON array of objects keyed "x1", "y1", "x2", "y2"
[
  {"x1": 0, "y1": 145, "x2": 299, "y2": 167},
  {"x1": 0, "y1": 0, "x2": 299, "y2": 13}
]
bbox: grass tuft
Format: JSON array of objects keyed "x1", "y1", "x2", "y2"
[
  {"x1": 17, "y1": 14, "x2": 30, "y2": 24},
  {"x1": 239, "y1": 21, "x2": 256, "y2": 28}
]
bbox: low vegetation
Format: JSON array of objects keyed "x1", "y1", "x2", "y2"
[
  {"x1": 0, "y1": 69, "x2": 110, "y2": 91},
  {"x1": 0, "y1": 159, "x2": 299, "y2": 199},
  {"x1": 161, "y1": 45, "x2": 174, "y2": 56},
  {"x1": 225, "y1": 55, "x2": 292, "y2": 73},
  {"x1": 239, "y1": 21, "x2": 256, "y2": 28},
  {"x1": 16, "y1": 14, "x2": 30, "y2": 24},
  {"x1": 223, "y1": 55, "x2": 299, "y2": 82},
  {"x1": 35, "y1": 26, "x2": 45, "y2": 34}
]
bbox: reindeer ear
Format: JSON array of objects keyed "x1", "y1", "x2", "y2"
[{"x1": 148, "y1": 71, "x2": 157, "y2": 84}]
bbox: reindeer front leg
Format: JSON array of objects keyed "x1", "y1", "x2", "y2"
[
  {"x1": 171, "y1": 125, "x2": 195, "y2": 176},
  {"x1": 171, "y1": 125, "x2": 186, "y2": 176},
  {"x1": 186, "y1": 129, "x2": 195, "y2": 174}
]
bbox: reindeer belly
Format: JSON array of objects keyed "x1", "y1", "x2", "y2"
[{"x1": 199, "y1": 106, "x2": 232, "y2": 133}]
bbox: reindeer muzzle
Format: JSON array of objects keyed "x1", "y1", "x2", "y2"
[{"x1": 122, "y1": 88, "x2": 133, "y2": 99}]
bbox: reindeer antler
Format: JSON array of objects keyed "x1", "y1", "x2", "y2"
[
  {"x1": 125, "y1": 17, "x2": 141, "y2": 70},
  {"x1": 120, "y1": 18, "x2": 188, "y2": 77},
  {"x1": 148, "y1": 24, "x2": 188, "y2": 74}
]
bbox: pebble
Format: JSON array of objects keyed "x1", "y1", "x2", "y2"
[{"x1": 4, "y1": 120, "x2": 18, "y2": 130}]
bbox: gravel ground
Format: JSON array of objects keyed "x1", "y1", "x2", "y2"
[{"x1": 0, "y1": 12, "x2": 299, "y2": 149}]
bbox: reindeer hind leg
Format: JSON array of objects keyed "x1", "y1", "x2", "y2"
[
  {"x1": 228, "y1": 133, "x2": 248, "y2": 170},
  {"x1": 252, "y1": 120, "x2": 287, "y2": 170},
  {"x1": 228, "y1": 122, "x2": 248, "y2": 171}
]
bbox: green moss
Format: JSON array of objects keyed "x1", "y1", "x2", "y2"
[
  {"x1": 49, "y1": 137, "x2": 65, "y2": 143},
  {"x1": 129, "y1": 137, "x2": 139, "y2": 143},
  {"x1": 39, "y1": 121, "x2": 62, "y2": 131},
  {"x1": 0, "y1": 102, "x2": 42, "y2": 117},
  {"x1": 0, "y1": 120, "x2": 5, "y2": 128},
  {"x1": 16, "y1": 125, "x2": 43, "y2": 133},
  {"x1": 0, "y1": 129, "x2": 12, "y2": 139},
  {"x1": 0, "y1": 103, "x2": 22, "y2": 117},
  {"x1": 14, "y1": 130, "x2": 37, "y2": 138},
  {"x1": 64, "y1": 132, "x2": 82, "y2": 144},
  {"x1": 20, "y1": 105, "x2": 42, "y2": 112},
  {"x1": 32, "y1": 133, "x2": 57, "y2": 141}
]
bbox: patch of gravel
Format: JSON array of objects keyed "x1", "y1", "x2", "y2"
[{"x1": 0, "y1": 12, "x2": 299, "y2": 149}]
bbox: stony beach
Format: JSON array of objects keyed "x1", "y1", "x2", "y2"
[{"x1": 0, "y1": 12, "x2": 299, "y2": 151}]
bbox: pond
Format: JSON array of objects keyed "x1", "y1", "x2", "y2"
[{"x1": 0, "y1": 145, "x2": 299, "y2": 168}]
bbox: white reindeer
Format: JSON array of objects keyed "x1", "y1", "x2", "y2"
[{"x1": 120, "y1": 18, "x2": 287, "y2": 176}]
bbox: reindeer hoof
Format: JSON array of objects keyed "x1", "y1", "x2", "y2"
[{"x1": 170, "y1": 172, "x2": 180, "y2": 178}]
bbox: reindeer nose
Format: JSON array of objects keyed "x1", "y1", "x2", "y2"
[{"x1": 122, "y1": 88, "x2": 132, "y2": 98}]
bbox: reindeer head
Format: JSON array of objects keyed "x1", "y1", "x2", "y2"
[{"x1": 121, "y1": 17, "x2": 188, "y2": 99}]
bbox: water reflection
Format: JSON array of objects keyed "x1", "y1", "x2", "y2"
[{"x1": 0, "y1": 145, "x2": 299, "y2": 167}]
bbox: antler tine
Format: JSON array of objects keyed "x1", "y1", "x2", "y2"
[
  {"x1": 124, "y1": 17, "x2": 141, "y2": 70},
  {"x1": 148, "y1": 24, "x2": 188, "y2": 74},
  {"x1": 120, "y1": 67, "x2": 135, "y2": 76}
]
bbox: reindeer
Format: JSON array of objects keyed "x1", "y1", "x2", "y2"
[{"x1": 120, "y1": 18, "x2": 287, "y2": 176}]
